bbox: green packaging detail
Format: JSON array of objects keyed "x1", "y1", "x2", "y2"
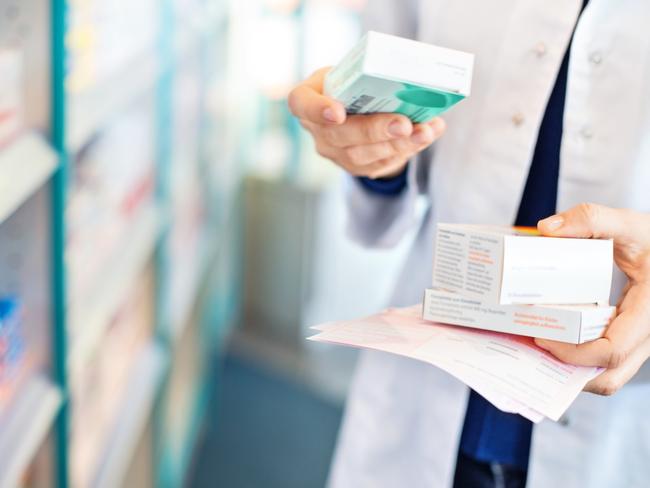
[
  {"x1": 325, "y1": 31, "x2": 474, "y2": 123},
  {"x1": 338, "y1": 76, "x2": 465, "y2": 123}
]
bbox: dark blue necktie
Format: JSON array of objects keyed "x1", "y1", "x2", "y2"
[{"x1": 458, "y1": 0, "x2": 588, "y2": 471}]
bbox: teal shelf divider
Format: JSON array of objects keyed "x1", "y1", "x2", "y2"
[
  {"x1": 153, "y1": 0, "x2": 175, "y2": 485},
  {"x1": 50, "y1": 0, "x2": 70, "y2": 485},
  {"x1": 44, "y1": 1, "x2": 237, "y2": 485}
]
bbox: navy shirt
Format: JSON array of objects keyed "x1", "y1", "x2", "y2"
[{"x1": 358, "y1": 0, "x2": 587, "y2": 471}]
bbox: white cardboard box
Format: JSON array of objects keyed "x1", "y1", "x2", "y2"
[
  {"x1": 432, "y1": 224, "x2": 613, "y2": 305},
  {"x1": 423, "y1": 288, "x2": 616, "y2": 343},
  {"x1": 324, "y1": 31, "x2": 474, "y2": 123}
]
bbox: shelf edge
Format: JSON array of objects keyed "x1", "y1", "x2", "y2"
[
  {"x1": 0, "y1": 375, "x2": 63, "y2": 486},
  {"x1": 67, "y1": 205, "x2": 162, "y2": 375},
  {"x1": 0, "y1": 132, "x2": 58, "y2": 225},
  {"x1": 92, "y1": 342, "x2": 168, "y2": 488}
]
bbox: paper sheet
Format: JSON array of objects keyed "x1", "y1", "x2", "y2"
[{"x1": 308, "y1": 306, "x2": 600, "y2": 422}]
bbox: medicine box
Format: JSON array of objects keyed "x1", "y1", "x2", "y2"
[
  {"x1": 324, "y1": 31, "x2": 474, "y2": 123},
  {"x1": 423, "y1": 288, "x2": 615, "y2": 344},
  {"x1": 432, "y1": 224, "x2": 613, "y2": 305}
]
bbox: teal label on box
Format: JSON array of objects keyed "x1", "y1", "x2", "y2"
[
  {"x1": 394, "y1": 84, "x2": 464, "y2": 122},
  {"x1": 330, "y1": 75, "x2": 465, "y2": 124}
]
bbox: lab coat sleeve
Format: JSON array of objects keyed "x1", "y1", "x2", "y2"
[
  {"x1": 345, "y1": 151, "x2": 430, "y2": 248},
  {"x1": 345, "y1": 0, "x2": 423, "y2": 248},
  {"x1": 362, "y1": 0, "x2": 419, "y2": 38}
]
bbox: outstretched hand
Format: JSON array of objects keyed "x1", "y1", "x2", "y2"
[{"x1": 288, "y1": 67, "x2": 446, "y2": 179}]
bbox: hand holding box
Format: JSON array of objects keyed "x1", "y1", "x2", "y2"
[{"x1": 324, "y1": 31, "x2": 474, "y2": 123}]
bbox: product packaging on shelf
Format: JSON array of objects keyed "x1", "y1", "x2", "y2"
[
  {"x1": 432, "y1": 224, "x2": 614, "y2": 305},
  {"x1": 324, "y1": 31, "x2": 474, "y2": 123},
  {"x1": 66, "y1": 0, "x2": 158, "y2": 92},
  {"x1": 0, "y1": 298, "x2": 25, "y2": 409},
  {"x1": 66, "y1": 103, "x2": 155, "y2": 304},
  {"x1": 70, "y1": 270, "x2": 154, "y2": 487}
]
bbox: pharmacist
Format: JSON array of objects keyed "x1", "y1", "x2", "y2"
[{"x1": 289, "y1": 1, "x2": 650, "y2": 487}]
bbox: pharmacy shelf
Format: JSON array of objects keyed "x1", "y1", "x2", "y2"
[
  {"x1": 67, "y1": 205, "x2": 162, "y2": 374},
  {"x1": 169, "y1": 231, "x2": 215, "y2": 344},
  {"x1": 92, "y1": 341, "x2": 167, "y2": 488},
  {"x1": 0, "y1": 375, "x2": 63, "y2": 487},
  {"x1": 66, "y1": 50, "x2": 160, "y2": 153},
  {"x1": 174, "y1": 24, "x2": 204, "y2": 64},
  {"x1": 0, "y1": 132, "x2": 58, "y2": 225},
  {"x1": 174, "y1": 2, "x2": 227, "y2": 62}
]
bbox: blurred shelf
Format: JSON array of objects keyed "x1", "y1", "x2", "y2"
[
  {"x1": 93, "y1": 342, "x2": 168, "y2": 488},
  {"x1": 66, "y1": 50, "x2": 160, "y2": 153},
  {"x1": 67, "y1": 205, "x2": 162, "y2": 374},
  {"x1": 169, "y1": 231, "x2": 215, "y2": 344},
  {"x1": 174, "y1": 1, "x2": 227, "y2": 62},
  {"x1": 174, "y1": 25, "x2": 203, "y2": 65},
  {"x1": 0, "y1": 132, "x2": 58, "y2": 225},
  {"x1": 0, "y1": 376, "x2": 63, "y2": 487}
]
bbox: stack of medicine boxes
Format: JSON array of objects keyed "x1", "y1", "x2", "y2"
[{"x1": 423, "y1": 224, "x2": 616, "y2": 344}]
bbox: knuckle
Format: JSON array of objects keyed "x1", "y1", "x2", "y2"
[
  {"x1": 342, "y1": 146, "x2": 364, "y2": 166},
  {"x1": 364, "y1": 119, "x2": 385, "y2": 142},
  {"x1": 381, "y1": 156, "x2": 404, "y2": 169},
  {"x1": 578, "y1": 202, "x2": 600, "y2": 226},
  {"x1": 607, "y1": 348, "x2": 628, "y2": 369},
  {"x1": 373, "y1": 143, "x2": 395, "y2": 161},
  {"x1": 596, "y1": 378, "x2": 622, "y2": 396},
  {"x1": 391, "y1": 140, "x2": 415, "y2": 159},
  {"x1": 314, "y1": 141, "x2": 331, "y2": 159},
  {"x1": 321, "y1": 127, "x2": 343, "y2": 146}
]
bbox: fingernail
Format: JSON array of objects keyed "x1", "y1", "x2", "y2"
[
  {"x1": 539, "y1": 215, "x2": 564, "y2": 231},
  {"x1": 388, "y1": 120, "x2": 410, "y2": 137},
  {"x1": 323, "y1": 108, "x2": 338, "y2": 123},
  {"x1": 411, "y1": 126, "x2": 432, "y2": 145}
]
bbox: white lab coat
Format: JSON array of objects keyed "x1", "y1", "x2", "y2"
[{"x1": 328, "y1": 1, "x2": 650, "y2": 487}]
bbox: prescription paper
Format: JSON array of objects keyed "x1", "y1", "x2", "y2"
[{"x1": 308, "y1": 306, "x2": 601, "y2": 423}]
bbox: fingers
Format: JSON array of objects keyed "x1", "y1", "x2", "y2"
[
  {"x1": 584, "y1": 337, "x2": 650, "y2": 396},
  {"x1": 310, "y1": 121, "x2": 440, "y2": 172},
  {"x1": 303, "y1": 115, "x2": 441, "y2": 150},
  {"x1": 290, "y1": 67, "x2": 446, "y2": 177},
  {"x1": 305, "y1": 113, "x2": 412, "y2": 147},
  {"x1": 288, "y1": 68, "x2": 346, "y2": 124},
  {"x1": 535, "y1": 284, "x2": 650, "y2": 368},
  {"x1": 537, "y1": 203, "x2": 635, "y2": 241},
  {"x1": 535, "y1": 315, "x2": 640, "y2": 369}
]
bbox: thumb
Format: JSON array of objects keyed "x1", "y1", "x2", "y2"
[
  {"x1": 537, "y1": 203, "x2": 630, "y2": 240},
  {"x1": 288, "y1": 67, "x2": 346, "y2": 125}
]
